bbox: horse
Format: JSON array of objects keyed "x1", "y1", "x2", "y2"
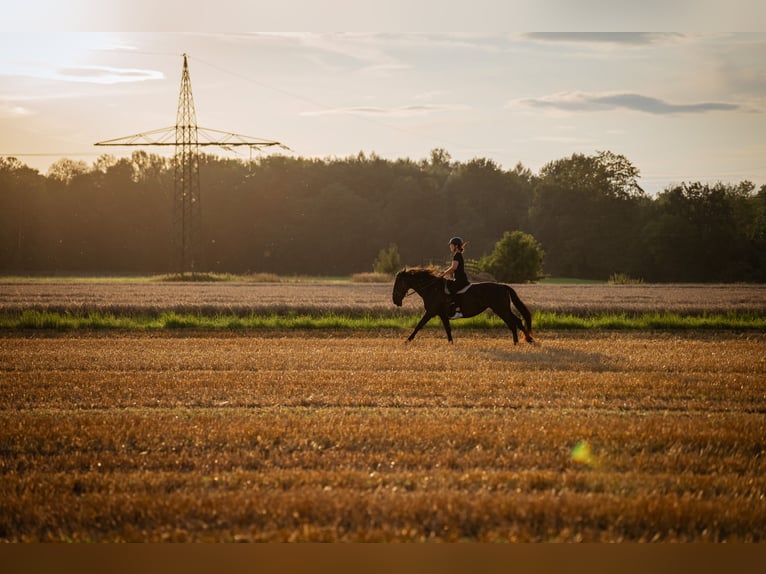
[{"x1": 392, "y1": 267, "x2": 535, "y2": 344}]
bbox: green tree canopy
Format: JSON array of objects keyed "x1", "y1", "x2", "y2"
[
  {"x1": 530, "y1": 151, "x2": 647, "y2": 278},
  {"x1": 479, "y1": 231, "x2": 544, "y2": 283},
  {"x1": 1, "y1": 150, "x2": 763, "y2": 281}
]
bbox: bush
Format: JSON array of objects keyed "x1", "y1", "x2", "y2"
[
  {"x1": 478, "y1": 231, "x2": 544, "y2": 283},
  {"x1": 372, "y1": 243, "x2": 402, "y2": 275},
  {"x1": 608, "y1": 273, "x2": 644, "y2": 285}
]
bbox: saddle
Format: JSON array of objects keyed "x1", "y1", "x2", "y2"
[{"x1": 444, "y1": 283, "x2": 472, "y2": 295}]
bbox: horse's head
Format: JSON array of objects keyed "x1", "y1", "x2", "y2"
[{"x1": 392, "y1": 268, "x2": 409, "y2": 307}]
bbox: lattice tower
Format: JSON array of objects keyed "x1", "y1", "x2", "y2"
[
  {"x1": 174, "y1": 54, "x2": 202, "y2": 273},
  {"x1": 94, "y1": 54, "x2": 289, "y2": 276}
]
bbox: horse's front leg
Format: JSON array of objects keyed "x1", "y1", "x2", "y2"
[
  {"x1": 438, "y1": 313, "x2": 453, "y2": 343},
  {"x1": 407, "y1": 312, "x2": 435, "y2": 343}
]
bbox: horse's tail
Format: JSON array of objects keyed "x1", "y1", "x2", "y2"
[{"x1": 506, "y1": 285, "x2": 533, "y2": 336}]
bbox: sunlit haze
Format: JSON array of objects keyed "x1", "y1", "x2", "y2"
[{"x1": 2, "y1": 4, "x2": 765, "y2": 195}]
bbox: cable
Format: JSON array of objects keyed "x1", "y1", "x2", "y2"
[{"x1": 190, "y1": 54, "x2": 465, "y2": 151}]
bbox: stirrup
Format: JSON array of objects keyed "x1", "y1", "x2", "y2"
[{"x1": 449, "y1": 311, "x2": 463, "y2": 320}]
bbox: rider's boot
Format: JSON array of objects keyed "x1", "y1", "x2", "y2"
[{"x1": 447, "y1": 295, "x2": 462, "y2": 319}]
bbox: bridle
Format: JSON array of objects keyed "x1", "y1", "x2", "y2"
[
  {"x1": 394, "y1": 282, "x2": 416, "y2": 301},
  {"x1": 396, "y1": 272, "x2": 443, "y2": 301},
  {"x1": 401, "y1": 286, "x2": 418, "y2": 299}
]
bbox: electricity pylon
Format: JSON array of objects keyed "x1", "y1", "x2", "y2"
[{"x1": 95, "y1": 53, "x2": 289, "y2": 275}]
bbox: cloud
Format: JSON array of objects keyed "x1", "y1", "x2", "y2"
[
  {"x1": 1, "y1": 59, "x2": 164, "y2": 85},
  {"x1": 0, "y1": 102, "x2": 33, "y2": 118},
  {"x1": 301, "y1": 103, "x2": 465, "y2": 117},
  {"x1": 511, "y1": 91, "x2": 739, "y2": 115},
  {"x1": 521, "y1": 32, "x2": 685, "y2": 46},
  {"x1": 55, "y1": 66, "x2": 164, "y2": 84},
  {"x1": 265, "y1": 32, "x2": 399, "y2": 67},
  {"x1": 414, "y1": 90, "x2": 447, "y2": 102}
]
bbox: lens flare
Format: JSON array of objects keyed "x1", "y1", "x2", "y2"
[{"x1": 571, "y1": 440, "x2": 593, "y2": 465}]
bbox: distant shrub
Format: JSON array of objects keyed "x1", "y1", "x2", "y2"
[
  {"x1": 373, "y1": 244, "x2": 402, "y2": 275},
  {"x1": 608, "y1": 273, "x2": 644, "y2": 285},
  {"x1": 244, "y1": 273, "x2": 282, "y2": 283},
  {"x1": 154, "y1": 272, "x2": 281, "y2": 283},
  {"x1": 478, "y1": 231, "x2": 545, "y2": 283},
  {"x1": 156, "y1": 272, "x2": 235, "y2": 282},
  {"x1": 351, "y1": 272, "x2": 392, "y2": 283}
]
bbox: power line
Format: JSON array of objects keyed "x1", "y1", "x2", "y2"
[
  {"x1": 92, "y1": 54, "x2": 289, "y2": 275},
  {"x1": 190, "y1": 55, "x2": 466, "y2": 151}
]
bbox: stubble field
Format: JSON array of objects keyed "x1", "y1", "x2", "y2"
[
  {"x1": 3, "y1": 281, "x2": 766, "y2": 316},
  {"x1": 1, "y1": 282, "x2": 765, "y2": 542}
]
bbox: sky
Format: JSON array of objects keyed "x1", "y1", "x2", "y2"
[{"x1": 1, "y1": 2, "x2": 765, "y2": 195}]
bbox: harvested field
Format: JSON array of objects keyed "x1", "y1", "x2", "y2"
[
  {"x1": 1, "y1": 281, "x2": 765, "y2": 316},
  {"x1": 2, "y1": 329, "x2": 765, "y2": 542}
]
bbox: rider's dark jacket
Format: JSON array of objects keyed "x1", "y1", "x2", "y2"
[{"x1": 446, "y1": 252, "x2": 469, "y2": 294}]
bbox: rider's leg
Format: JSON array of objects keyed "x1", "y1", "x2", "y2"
[{"x1": 449, "y1": 294, "x2": 462, "y2": 319}]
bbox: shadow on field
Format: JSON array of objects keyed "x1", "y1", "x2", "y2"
[{"x1": 478, "y1": 344, "x2": 613, "y2": 371}]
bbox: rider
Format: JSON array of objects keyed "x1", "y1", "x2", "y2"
[{"x1": 440, "y1": 236, "x2": 469, "y2": 319}]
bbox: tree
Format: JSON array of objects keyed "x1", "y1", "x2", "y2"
[
  {"x1": 642, "y1": 181, "x2": 758, "y2": 281},
  {"x1": 530, "y1": 151, "x2": 647, "y2": 278},
  {"x1": 479, "y1": 231, "x2": 544, "y2": 283},
  {"x1": 594, "y1": 150, "x2": 645, "y2": 199},
  {"x1": 47, "y1": 158, "x2": 89, "y2": 184},
  {"x1": 373, "y1": 243, "x2": 402, "y2": 275},
  {"x1": 4, "y1": 150, "x2": 764, "y2": 281},
  {"x1": 0, "y1": 157, "x2": 44, "y2": 269}
]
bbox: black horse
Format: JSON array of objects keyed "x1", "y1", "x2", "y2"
[{"x1": 392, "y1": 268, "x2": 534, "y2": 344}]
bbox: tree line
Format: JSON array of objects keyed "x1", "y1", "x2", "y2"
[{"x1": 1, "y1": 149, "x2": 764, "y2": 281}]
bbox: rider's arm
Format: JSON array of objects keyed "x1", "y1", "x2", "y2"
[{"x1": 440, "y1": 259, "x2": 458, "y2": 278}]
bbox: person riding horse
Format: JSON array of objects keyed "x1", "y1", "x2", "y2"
[
  {"x1": 439, "y1": 237, "x2": 469, "y2": 319},
  {"x1": 392, "y1": 267, "x2": 534, "y2": 345}
]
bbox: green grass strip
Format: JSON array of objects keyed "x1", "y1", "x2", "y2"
[
  {"x1": 1, "y1": 310, "x2": 765, "y2": 331},
  {"x1": 533, "y1": 311, "x2": 766, "y2": 331}
]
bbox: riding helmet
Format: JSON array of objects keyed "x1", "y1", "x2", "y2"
[{"x1": 449, "y1": 236, "x2": 464, "y2": 247}]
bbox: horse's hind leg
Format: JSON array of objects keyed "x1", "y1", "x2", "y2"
[
  {"x1": 511, "y1": 315, "x2": 535, "y2": 343},
  {"x1": 494, "y1": 308, "x2": 522, "y2": 345}
]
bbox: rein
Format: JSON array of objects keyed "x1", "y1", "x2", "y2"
[{"x1": 401, "y1": 272, "x2": 443, "y2": 299}]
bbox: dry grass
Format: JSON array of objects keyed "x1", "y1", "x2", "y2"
[
  {"x1": 350, "y1": 272, "x2": 392, "y2": 283},
  {"x1": 1, "y1": 282, "x2": 765, "y2": 317},
  {"x1": 1, "y1": 330, "x2": 765, "y2": 542}
]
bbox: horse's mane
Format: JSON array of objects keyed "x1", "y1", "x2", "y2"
[{"x1": 402, "y1": 267, "x2": 441, "y2": 278}]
